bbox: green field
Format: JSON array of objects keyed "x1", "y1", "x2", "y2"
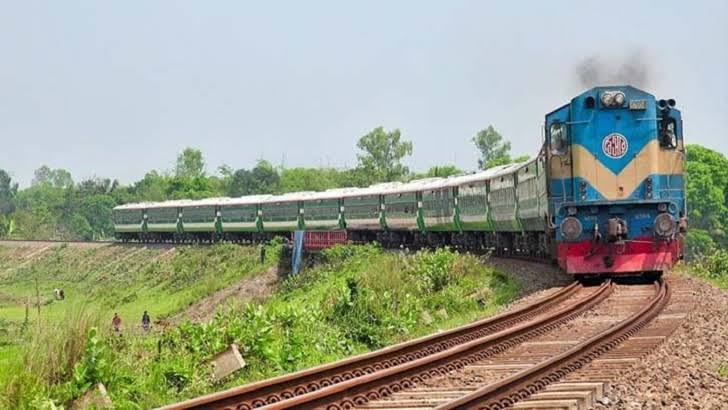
[
  {"x1": 0, "y1": 243, "x2": 269, "y2": 324},
  {"x1": 0, "y1": 243, "x2": 520, "y2": 409}
]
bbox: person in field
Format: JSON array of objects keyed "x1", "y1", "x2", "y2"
[
  {"x1": 141, "y1": 310, "x2": 151, "y2": 331},
  {"x1": 112, "y1": 313, "x2": 122, "y2": 333}
]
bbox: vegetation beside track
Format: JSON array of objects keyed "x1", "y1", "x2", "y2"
[
  {"x1": 0, "y1": 242, "x2": 278, "y2": 408},
  {"x1": 677, "y1": 248, "x2": 728, "y2": 289},
  {"x1": 0, "y1": 243, "x2": 519, "y2": 409}
]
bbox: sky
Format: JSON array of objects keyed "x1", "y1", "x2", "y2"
[{"x1": 1, "y1": 0, "x2": 727, "y2": 187}]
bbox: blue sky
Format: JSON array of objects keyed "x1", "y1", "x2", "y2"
[{"x1": 1, "y1": 1, "x2": 726, "y2": 186}]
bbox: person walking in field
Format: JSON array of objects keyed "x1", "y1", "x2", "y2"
[
  {"x1": 112, "y1": 313, "x2": 122, "y2": 334},
  {"x1": 141, "y1": 310, "x2": 151, "y2": 331}
]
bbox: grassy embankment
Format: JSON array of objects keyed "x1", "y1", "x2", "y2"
[
  {"x1": 0, "y1": 242, "x2": 273, "y2": 408},
  {"x1": 677, "y1": 249, "x2": 728, "y2": 289},
  {"x1": 1, "y1": 243, "x2": 519, "y2": 409}
]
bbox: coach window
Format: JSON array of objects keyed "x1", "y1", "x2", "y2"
[{"x1": 550, "y1": 122, "x2": 568, "y2": 154}]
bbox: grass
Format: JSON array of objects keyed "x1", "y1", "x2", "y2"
[
  {"x1": 676, "y1": 249, "x2": 728, "y2": 289},
  {"x1": 0, "y1": 243, "x2": 520, "y2": 409},
  {"x1": 719, "y1": 362, "x2": 728, "y2": 378},
  {"x1": 0, "y1": 243, "x2": 269, "y2": 323},
  {"x1": 0, "y1": 242, "x2": 276, "y2": 409}
]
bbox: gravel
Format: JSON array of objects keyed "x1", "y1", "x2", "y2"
[
  {"x1": 483, "y1": 256, "x2": 573, "y2": 307},
  {"x1": 599, "y1": 274, "x2": 728, "y2": 409}
]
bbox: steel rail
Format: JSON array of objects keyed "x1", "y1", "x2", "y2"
[
  {"x1": 173, "y1": 280, "x2": 611, "y2": 410},
  {"x1": 437, "y1": 278, "x2": 670, "y2": 410},
  {"x1": 159, "y1": 282, "x2": 582, "y2": 410}
]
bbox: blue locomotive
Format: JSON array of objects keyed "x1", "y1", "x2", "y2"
[{"x1": 547, "y1": 86, "x2": 686, "y2": 274}]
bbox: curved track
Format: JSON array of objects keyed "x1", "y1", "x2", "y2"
[
  {"x1": 160, "y1": 281, "x2": 613, "y2": 410},
  {"x1": 160, "y1": 279, "x2": 671, "y2": 410}
]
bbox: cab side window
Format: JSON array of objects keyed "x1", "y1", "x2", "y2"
[
  {"x1": 550, "y1": 122, "x2": 569, "y2": 154},
  {"x1": 660, "y1": 118, "x2": 678, "y2": 149}
]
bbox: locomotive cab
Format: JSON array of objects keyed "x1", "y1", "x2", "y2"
[{"x1": 546, "y1": 85, "x2": 686, "y2": 276}]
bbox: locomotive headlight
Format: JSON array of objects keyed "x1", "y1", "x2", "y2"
[
  {"x1": 613, "y1": 92, "x2": 626, "y2": 106},
  {"x1": 601, "y1": 92, "x2": 614, "y2": 106},
  {"x1": 560, "y1": 217, "x2": 583, "y2": 241},
  {"x1": 654, "y1": 213, "x2": 675, "y2": 237},
  {"x1": 567, "y1": 206, "x2": 577, "y2": 216}
]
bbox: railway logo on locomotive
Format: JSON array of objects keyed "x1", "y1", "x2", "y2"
[{"x1": 602, "y1": 133, "x2": 628, "y2": 159}]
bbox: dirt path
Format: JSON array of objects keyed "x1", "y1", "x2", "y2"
[{"x1": 166, "y1": 266, "x2": 281, "y2": 324}]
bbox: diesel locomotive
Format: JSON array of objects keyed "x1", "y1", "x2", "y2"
[{"x1": 113, "y1": 85, "x2": 687, "y2": 276}]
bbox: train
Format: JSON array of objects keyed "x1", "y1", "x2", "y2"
[{"x1": 113, "y1": 85, "x2": 687, "y2": 276}]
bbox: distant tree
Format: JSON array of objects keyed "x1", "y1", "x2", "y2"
[
  {"x1": 512, "y1": 155, "x2": 531, "y2": 163},
  {"x1": 77, "y1": 177, "x2": 118, "y2": 197},
  {"x1": 79, "y1": 194, "x2": 117, "y2": 238},
  {"x1": 32, "y1": 165, "x2": 73, "y2": 188},
  {"x1": 425, "y1": 165, "x2": 462, "y2": 178},
  {"x1": 0, "y1": 214, "x2": 8, "y2": 237},
  {"x1": 280, "y1": 168, "x2": 342, "y2": 192},
  {"x1": 217, "y1": 164, "x2": 234, "y2": 180},
  {"x1": 227, "y1": 160, "x2": 280, "y2": 196},
  {"x1": 356, "y1": 127, "x2": 413, "y2": 183},
  {"x1": 0, "y1": 169, "x2": 18, "y2": 215},
  {"x1": 175, "y1": 147, "x2": 206, "y2": 178},
  {"x1": 473, "y1": 126, "x2": 512, "y2": 170},
  {"x1": 685, "y1": 144, "x2": 728, "y2": 248},
  {"x1": 131, "y1": 171, "x2": 169, "y2": 202}
]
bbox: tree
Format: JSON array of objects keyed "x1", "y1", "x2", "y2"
[
  {"x1": 280, "y1": 168, "x2": 347, "y2": 192},
  {"x1": 77, "y1": 177, "x2": 118, "y2": 197},
  {"x1": 79, "y1": 195, "x2": 117, "y2": 238},
  {"x1": 425, "y1": 165, "x2": 462, "y2": 178},
  {"x1": 473, "y1": 126, "x2": 512, "y2": 170},
  {"x1": 685, "y1": 144, "x2": 728, "y2": 248},
  {"x1": 356, "y1": 127, "x2": 413, "y2": 183},
  {"x1": 131, "y1": 171, "x2": 169, "y2": 201},
  {"x1": 217, "y1": 164, "x2": 234, "y2": 180},
  {"x1": 175, "y1": 147, "x2": 205, "y2": 178},
  {"x1": 32, "y1": 165, "x2": 74, "y2": 188},
  {"x1": 0, "y1": 169, "x2": 18, "y2": 215},
  {"x1": 227, "y1": 160, "x2": 280, "y2": 196}
]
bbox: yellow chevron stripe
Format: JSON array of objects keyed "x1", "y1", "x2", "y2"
[{"x1": 571, "y1": 139, "x2": 684, "y2": 199}]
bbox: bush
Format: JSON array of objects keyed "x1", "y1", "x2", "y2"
[
  {"x1": 685, "y1": 229, "x2": 716, "y2": 260},
  {"x1": 686, "y1": 249, "x2": 728, "y2": 288}
]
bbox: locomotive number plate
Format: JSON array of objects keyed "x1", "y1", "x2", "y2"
[
  {"x1": 629, "y1": 99, "x2": 647, "y2": 110},
  {"x1": 602, "y1": 133, "x2": 629, "y2": 159}
]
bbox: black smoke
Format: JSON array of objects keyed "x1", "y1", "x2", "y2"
[{"x1": 576, "y1": 50, "x2": 651, "y2": 88}]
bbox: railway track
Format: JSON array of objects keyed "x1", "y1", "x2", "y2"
[
  {"x1": 160, "y1": 278, "x2": 672, "y2": 410},
  {"x1": 160, "y1": 280, "x2": 611, "y2": 410}
]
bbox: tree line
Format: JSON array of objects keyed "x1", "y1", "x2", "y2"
[
  {"x1": 0, "y1": 126, "x2": 515, "y2": 240},
  {"x1": 1, "y1": 126, "x2": 725, "y2": 256}
]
